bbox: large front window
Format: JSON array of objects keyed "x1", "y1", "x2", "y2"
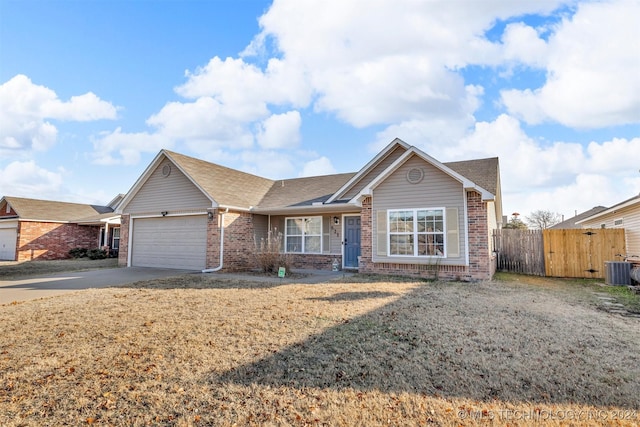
[
  {"x1": 389, "y1": 209, "x2": 444, "y2": 256},
  {"x1": 285, "y1": 217, "x2": 322, "y2": 253}
]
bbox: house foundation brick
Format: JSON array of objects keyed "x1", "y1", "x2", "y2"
[{"x1": 289, "y1": 254, "x2": 342, "y2": 270}]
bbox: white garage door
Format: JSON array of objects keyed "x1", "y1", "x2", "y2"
[
  {"x1": 131, "y1": 216, "x2": 207, "y2": 270},
  {"x1": 0, "y1": 228, "x2": 17, "y2": 260}
]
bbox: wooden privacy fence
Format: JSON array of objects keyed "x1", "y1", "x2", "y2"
[
  {"x1": 493, "y1": 228, "x2": 626, "y2": 279},
  {"x1": 493, "y1": 229, "x2": 545, "y2": 276},
  {"x1": 543, "y1": 228, "x2": 626, "y2": 279}
]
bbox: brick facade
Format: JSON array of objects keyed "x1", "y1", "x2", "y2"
[
  {"x1": 206, "y1": 210, "x2": 258, "y2": 271},
  {"x1": 118, "y1": 214, "x2": 130, "y2": 267},
  {"x1": 359, "y1": 192, "x2": 493, "y2": 281},
  {"x1": 17, "y1": 221, "x2": 100, "y2": 262},
  {"x1": 289, "y1": 254, "x2": 342, "y2": 270}
]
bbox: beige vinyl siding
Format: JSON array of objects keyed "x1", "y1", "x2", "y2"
[
  {"x1": 123, "y1": 160, "x2": 211, "y2": 214},
  {"x1": 329, "y1": 217, "x2": 342, "y2": 254},
  {"x1": 341, "y1": 145, "x2": 408, "y2": 200},
  {"x1": 372, "y1": 155, "x2": 466, "y2": 265},
  {"x1": 579, "y1": 203, "x2": 640, "y2": 258}
]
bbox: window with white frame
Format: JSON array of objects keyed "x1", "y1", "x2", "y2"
[
  {"x1": 388, "y1": 209, "x2": 445, "y2": 256},
  {"x1": 112, "y1": 228, "x2": 121, "y2": 250},
  {"x1": 285, "y1": 217, "x2": 322, "y2": 253}
]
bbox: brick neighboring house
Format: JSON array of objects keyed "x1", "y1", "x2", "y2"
[
  {"x1": 0, "y1": 196, "x2": 121, "y2": 262},
  {"x1": 118, "y1": 138, "x2": 503, "y2": 281}
]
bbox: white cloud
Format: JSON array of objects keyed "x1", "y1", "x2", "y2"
[
  {"x1": 501, "y1": 22, "x2": 547, "y2": 68},
  {"x1": 256, "y1": 111, "x2": 301, "y2": 149},
  {"x1": 91, "y1": 128, "x2": 172, "y2": 165},
  {"x1": 0, "y1": 74, "x2": 117, "y2": 154},
  {"x1": 501, "y1": 0, "x2": 640, "y2": 127},
  {"x1": 0, "y1": 160, "x2": 64, "y2": 198},
  {"x1": 442, "y1": 114, "x2": 640, "y2": 218},
  {"x1": 244, "y1": 0, "x2": 565, "y2": 131},
  {"x1": 177, "y1": 56, "x2": 311, "y2": 109},
  {"x1": 147, "y1": 97, "x2": 256, "y2": 145},
  {"x1": 299, "y1": 156, "x2": 337, "y2": 177}
]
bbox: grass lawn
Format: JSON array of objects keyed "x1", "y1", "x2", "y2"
[
  {"x1": 0, "y1": 258, "x2": 118, "y2": 279},
  {"x1": 1, "y1": 273, "x2": 639, "y2": 426}
]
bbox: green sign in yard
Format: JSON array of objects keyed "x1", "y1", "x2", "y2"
[{"x1": 278, "y1": 267, "x2": 286, "y2": 278}]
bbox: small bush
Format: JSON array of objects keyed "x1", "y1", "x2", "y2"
[
  {"x1": 87, "y1": 248, "x2": 107, "y2": 260},
  {"x1": 68, "y1": 247, "x2": 88, "y2": 258},
  {"x1": 255, "y1": 230, "x2": 292, "y2": 274}
]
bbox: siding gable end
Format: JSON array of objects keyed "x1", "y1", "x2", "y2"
[{"x1": 122, "y1": 158, "x2": 213, "y2": 214}]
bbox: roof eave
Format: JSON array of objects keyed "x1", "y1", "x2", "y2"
[
  {"x1": 576, "y1": 196, "x2": 640, "y2": 224},
  {"x1": 251, "y1": 203, "x2": 361, "y2": 215}
]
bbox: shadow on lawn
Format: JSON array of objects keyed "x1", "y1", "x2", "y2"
[{"x1": 216, "y1": 283, "x2": 640, "y2": 409}]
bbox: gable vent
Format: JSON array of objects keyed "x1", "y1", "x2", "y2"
[
  {"x1": 161, "y1": 164, "x2": 171, "y2": 177},
  {"x1": 406, "y1": 167, "x2": 424, "y2": 184}
]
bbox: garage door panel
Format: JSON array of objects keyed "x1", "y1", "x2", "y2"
[
  {"x1": 0, "y1": 228, "x2": 17, "y2": 260},
  {"x1": 131, "y1": 216, "x2": 207, "y2": 270}
]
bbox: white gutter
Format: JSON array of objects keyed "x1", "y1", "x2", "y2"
[{"x1": 202, "y1": 209, "x2": 227, "y2": 273}]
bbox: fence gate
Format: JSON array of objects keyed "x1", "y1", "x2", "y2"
[{"x1": 543, "y1": 228, "x2": 626, "y2": 279}]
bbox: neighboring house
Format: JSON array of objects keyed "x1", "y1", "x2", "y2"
[
  {"x1": 0, "y1": 196, "x2": 121, "y2": 262},
  {"x1": 117, "y1": 138, "x2": 503, "y2": 281},
  {"x1": 576, "y1": 194, "x2": 640, "y2": 262},
  {"x1": 550, "y1": 206, "x2": 608, "y2": 229}
]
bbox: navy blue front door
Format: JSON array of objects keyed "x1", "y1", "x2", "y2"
[{"x1": 344, "y1": 216, "x2": 361, "y2": 268}]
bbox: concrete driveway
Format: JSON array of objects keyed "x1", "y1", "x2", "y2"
[{"x1": 0, "y1": 267, "x2": 197, "y2": 304}]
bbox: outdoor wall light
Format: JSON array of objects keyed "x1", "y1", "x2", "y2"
[
  {"x1": 161, "y1": 211, "x2": 168, "y2": 216},
  {"x1": 333, "y1": 216, "x2": 340, "y2": 225},
  {"x1": 208, "y1": 212, "x2": 214, "y2": 220}
]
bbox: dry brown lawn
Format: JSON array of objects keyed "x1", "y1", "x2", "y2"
[
  {"x1": 1, "y1": 272, "x2": 639, "y2": 426},
  {"x1": 0, "y1": 258, "x2": 118, "y2": 279}
]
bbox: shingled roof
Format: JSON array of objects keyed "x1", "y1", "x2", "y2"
[
  {"x1": 160, "y1": 149, "x2": 499, "y2": 210},
  {"x1": 165, "y1": 150, "x2": 274, "y2": 209},
  {"x1": 551, "y1": 206, "x2": 608, "y2": 229},
  {"x1": 1, "y1": 196, "x2": 113, "y2": 222},
  {"x1": 444, "y1": 157, "x2": 499, "y2": 196},
  {"x1": 256, "y1": 173, "x2": 357, "y2": 209}
]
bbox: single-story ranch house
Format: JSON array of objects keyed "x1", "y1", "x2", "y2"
[
  {"x1": 117, "y1": 139, "x2": 503, "y2": 280},
  {"x1": 0, "y1": 196, "x2": 121, "y2": 262}
]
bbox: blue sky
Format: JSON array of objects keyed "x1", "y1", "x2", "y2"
[{"x1": 1, "y1": 0, "x2": 639, "y2": 222}]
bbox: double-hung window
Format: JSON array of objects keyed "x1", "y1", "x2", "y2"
[
  {"x1": 285, "y1": 217, "x2": 322, "y2": 253},
  {"x1": 112, "y1": 228, "x2": 121, "y2": 250},
  {"x1": 388, "y1": 208, "x2": 445, "y2": 256}
]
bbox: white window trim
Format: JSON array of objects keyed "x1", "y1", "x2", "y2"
[
  {"x1": 613, "y1": 218, "x2": 624, "y2": 227},
  {"x1": 387, "y1": 208, "x2": 446, "y2": 258},
  {"x1": 284, "y1": 216, "x2": 323, "y2": 254},
  {"x1": 112, "y1": 227, "x2": 121, "y2": 249}
]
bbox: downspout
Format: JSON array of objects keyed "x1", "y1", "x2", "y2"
[{"x1": 202, "y1": 208, "x2": 227, "y2": 273}]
